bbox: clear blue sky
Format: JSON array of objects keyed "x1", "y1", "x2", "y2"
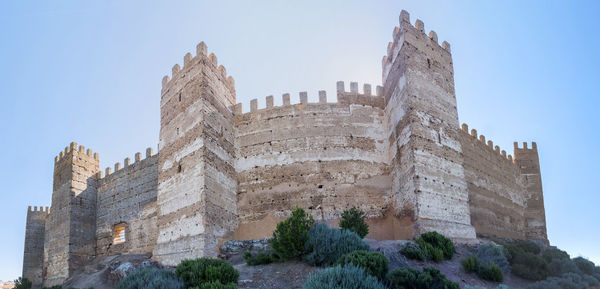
[{"x1": 1, "y1": 0, "x2": 598, "y2": 281}]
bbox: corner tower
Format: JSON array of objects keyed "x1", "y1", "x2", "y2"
[
  {"x1": 514, "y1": 142, "x2": 548, "y2": 243},
  {"x1": 153, "y1": 43, "x2": 238, "y2": 265},
  {"x1": 44, "y1": 142, "x2": 99, "y2": 286},
  {"x1": 22, "y1": 206, "x2": 48, "y2": 287},
  {"x1": 383, "y1": 11, "x2": 476, "y2": 241}
]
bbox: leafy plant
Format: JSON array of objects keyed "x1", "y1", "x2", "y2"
[
  {"x1": 461, "y1": 255, "x2": 479, "y2": 273},
  {"x1": 506, "y1": 242, "x2": 548, "y2": 281},
  {"x1": 335, "y1": 250, "x2": 389, "y2": 280},
  {"x1": 191, "y1": 280, "x2": 238, "y2": 289},
  {"x1": 477, "y1": 244, "x2": 509, "y2": 271},
  {"x1": 401, "y1": 231, "x2": 455, "y2": 262},
  {"x1": 339, "y1": 207, "x2": 369, "y2": 238},
  {"x1": 13, "y1": 278, "x2": 32, "y2": 289},
  {"x1": 270, "y1": 207, "x2": 315, "y2": 260},
  {"x1": 243, "y1": 251, "x2": 279, "y2": 265},
  {"x1": 175, "y1": 258, "x2": 238, "y2": 288},
  {"x1": 302, "y1": 264, "x2": 387, "y2": 289},
  {"x1": 387, "y1": 266, "x2": 459, "y2": 289},
  {"x1": 304, "y1": 223, "x2": 369, "y2": 266},
  {"x1": 573, "y1": 257, "x2": 595, "y2": 275},
  {"x1": 479, "y1": 263, "x2": 503, "y2": 282},
  {"x1": 116, "y1": 266, "x2": 184, "y2": 289},
  {"x1": 526, "y1": 272, "x2": 599, "y2": 289}
]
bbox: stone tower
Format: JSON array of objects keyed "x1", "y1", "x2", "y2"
[
  {"x1": 514, "y1": 142, "x2": 548, "y2": 243},
  {"x1": 22, "y1": 206, "x2": 48, "y2": 287},
  {"x1": 382, "y1": 11, "x2": 476, "y2": 240},
  {"x1": 153, "y1": 43, "x2": 238, "y2": 265},
  {"x1": 43, "y1": 142, "x2": 99, "y2": 286}
]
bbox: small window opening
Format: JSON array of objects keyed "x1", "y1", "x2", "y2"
[
  {"x1": 179, "y1": 93, "x2": 182, "y2": 102},
  {"x1": 427, "y1": 59, "x2": 431, "y2": 69},
  {"x1": 113, "y1": 223, "x2": 126, "y2": 244},
  {"x1": 178, "y1": 164, "x2": 183, "y2": 173}
]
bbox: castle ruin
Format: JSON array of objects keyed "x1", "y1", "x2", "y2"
[{"x1": 22, "y1": 10, "x2": 548, "y2": 287}]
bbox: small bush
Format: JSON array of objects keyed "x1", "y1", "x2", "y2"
[
  {"x1": 506, "y1": 243, "x2": 548, "y2": 280},
  {"x1": 387, "y1": 266, "x2": 459, "y2": 289},
  {"x1": 547, "y1": 257, "x2": 580, "y2": 277},
  {"x1": 339, "y1": 207, "x2": 369, "y2": 238},
  {"x1": 401, "y1": 231, "x2": 455, "y2": 262},
  {"x1": 572, "y1": 257, "x2": 596, "y2": 275},
  {"x1": 418, "y1": 231, "x2": 455, "y2": 260},
  {"x1": 175, "y1": 258, "x2": 238, "y2": 288},
  {"x1": 526, "y1": 272, "x2": 598, "y2": 289},
  {"x1": 461, "y1": 255, "x2": 479, "y2": 273},
  {"x1": 192, "y1": 280, "x2": 237, "y2": 289},
  {"x1": 243, "y1": 251, "x2": 279, "y2": 265},
  {"x1": 41, "y1": 287, "x2": 61, "y2": 289},
  {"x1": 542, "y1": 248, "x2": 570, "y2": 263},
  {"x1": 14, "y1": 278, "x2": 32, "y2": 289},
  {"x1": 335, "y1": 250, "x2": 389, "y2": 280},
  {"x1": 302, "y1": 264, "x2": 387, "y2": 289},
  {"x1": 270, "y1": 207, "x2": 315, "y2": 260},
  {"x1": 401, "y1": 242, "x2": 425, "y2": 261},
  {"x1": 304, "y1": 223, "x2": 369, "y2": 266},
  {"x1": 116, "y1": 266, "x2": 184, "y2": 289},
  {"x1": 477, "y1": 244, "x2": 509, "y2": 271},
  {"x1": 480, "y1": 263, "x2": 503, "y2": 282}
]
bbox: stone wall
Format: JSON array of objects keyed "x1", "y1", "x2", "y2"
[
  {"x1": 22, "y1": 206, "x2": 48, "y2": 287},
  {"x1": 95, "y1": 149, "x2": 158, "y2": 256},
  {"x1": 233, "y1": 86, "x2": 393, "y2": 240},
  {"x1": 459, "y1": 124, "x2": 527, "y2": 239}
]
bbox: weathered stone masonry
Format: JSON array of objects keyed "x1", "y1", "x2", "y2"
[{"x1": 22, "y1": 10, "x2": 548, "y2": 286}]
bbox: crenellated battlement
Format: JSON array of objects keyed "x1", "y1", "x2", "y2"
[
  {"x1": 27, "y1": 206, "x2": 50, "y2": 214},
  {"x1": 100, "y1": 147, "x2": 155, "y2": 179},
  {"x1": 54, "y1": 142, "x2": 99, "y2": 164},
  {"x1": 382, "y1": 10, "x2": 452, "y2": 90},
  {"x1": 514, "y1": 141, "x2": 538, "y2": 152},
  {"x1": 233, "y1": 81, "x2": 383, "y2": 115},
  {"x1": 461, "y1": 123, "x2": 517, "y2": 164},
  {"x1": 161, "y1": 42, "x2": 235, "y2": 95}
]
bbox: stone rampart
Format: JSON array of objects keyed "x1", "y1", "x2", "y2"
[
  {"x1": 233, "y1": 84, "x2": 392, "y2": 240},
  {"x1": 96, "y1": 148, "x2": 158, "y2": 256},
  {"x1": 459, "y1": 124, "x2": 527, "y2": 239}
]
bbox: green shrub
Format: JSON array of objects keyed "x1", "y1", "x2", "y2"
[
  {"x1": 461, "y1": 254, "x2": 503, "y2": 282},
  {"x1": 507, "y1": 240, "x2": 541, "y2": 255},
  {"x1": 547, "y1": 257, "x2": 580, "y2": 277},
  {"x1": 339, "y1": 207, "x2": 369, "y2": 238},
  {"x1": 418, "y1": 231, "x2": 455, "y2": 260},
  {"x1": 461, "y1": 255, "x2": 479, "y2": 273},
  {"x1": 542, "y1": 248, "x2": 570, "y2": 263},
  {"x1": 14, "y1": 278, "x2": 32, "y2": 289},
  {"x1": 526, "y1": 272, "x2": 599, "y2": 289},
  {"x1": 401, "y1": 243, "x2": 425, "y2": 261},
  {"x1": 175, "y1": 258, "x2": 238, "y2": 288},
  {"x1": 243, "y1": 251, "x2": 279, "y2": 265},
  {"x1": 116, "y1": 266, "x2": 184, "y2": 289},
  {"x1": 270, "y1": 207, "x2": 315, "y2": 260},
  {"x1": 335, "y1": 250, "x2": 389, "y2": 280},
  {"x1": 505, "y1": 243, "x2": 548, "y2": 280},
  {"x1": 477, "y1": 244, "x2": 509, "y2": 271},
  {"x1": 480, "y1": 263, "x2": 503, "y2": 282},
  {"x1": 387, "y1": 266, "x2": 459, "y2": 289},
  {"x1": 572, "y1": 257, "x2": 595, "y2": 275},
  {"x1": 41, "y1": 287, "x2": 61, "y2": 289},
  {"x1": 401, "y1": 231, "x2": 455, "y2": 262},
  {"x1": 302, "y1": 264, "x2": 387, "y2": 289},
  {"x1": 191, "y1": 280, "x2": 238, "y2": 289},
  {"x1": 304, "y1": 223, "x2": 369, "y2": 266}
]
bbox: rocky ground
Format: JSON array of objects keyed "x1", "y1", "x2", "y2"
[{"x1": 63, "y1": 237, "x2": 541, "y2": 289}]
